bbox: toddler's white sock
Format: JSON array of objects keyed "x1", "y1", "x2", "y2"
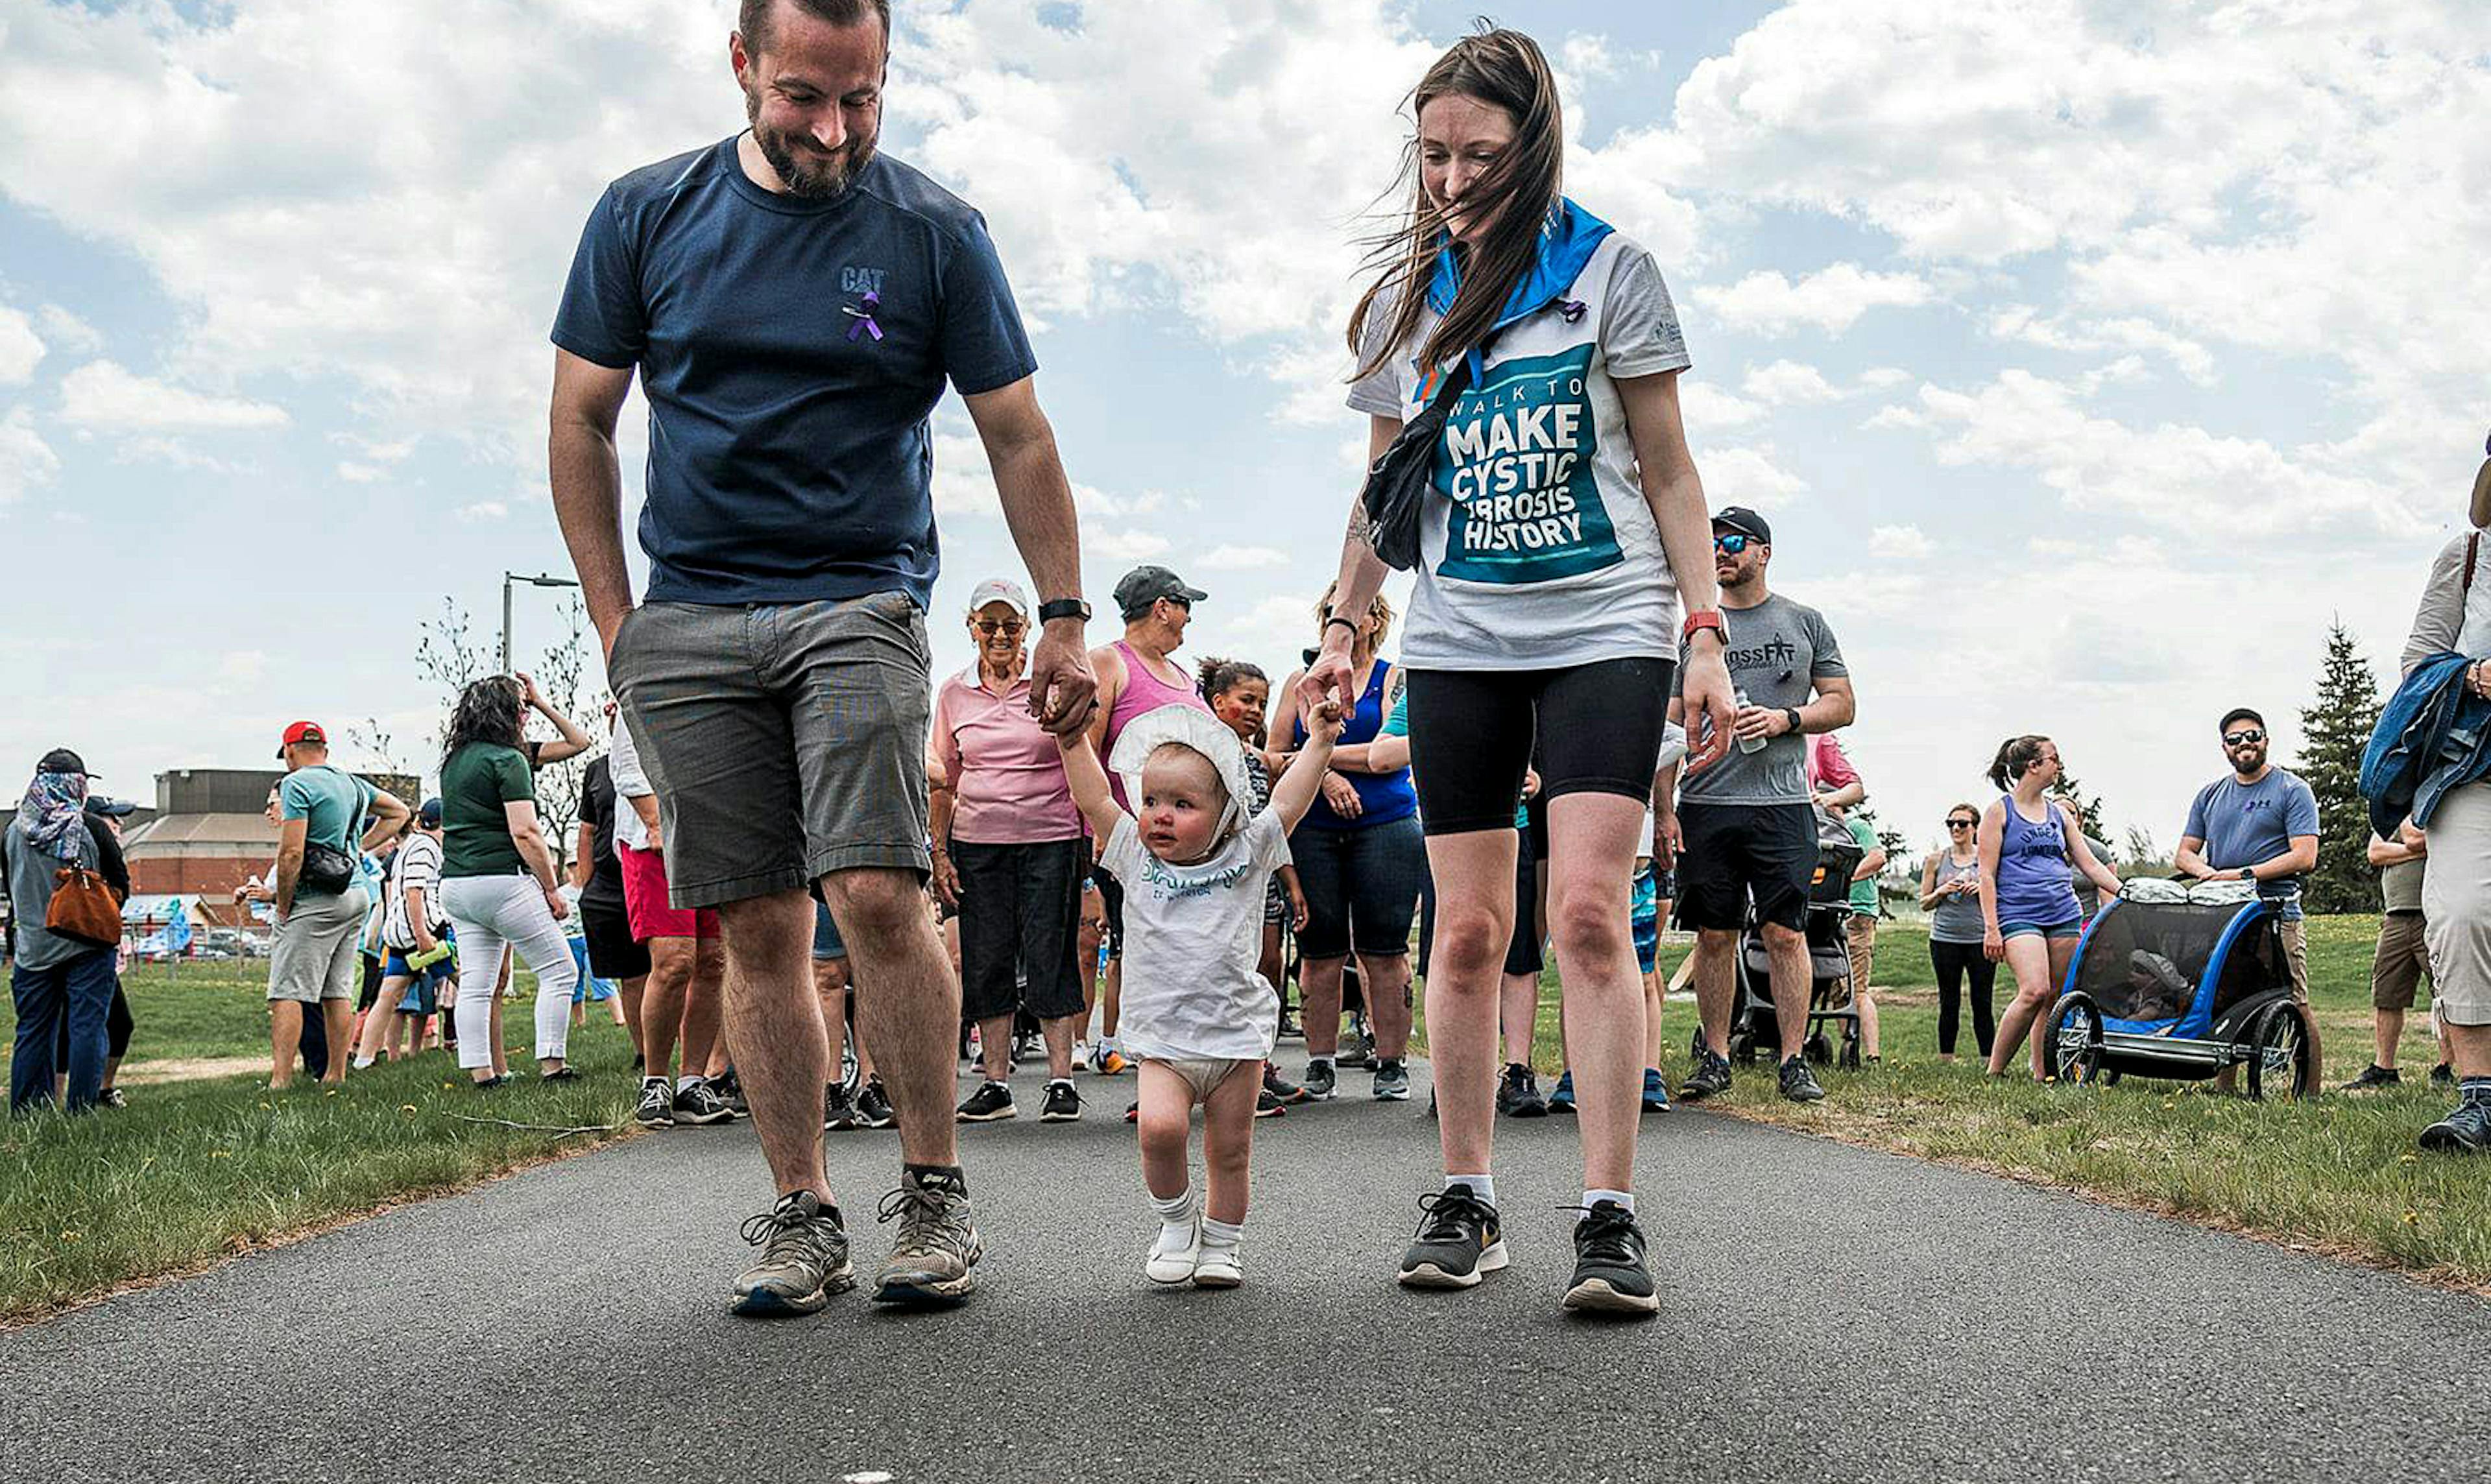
[
  {"x1": 1151, "y1": 1188, "x2": 1196, "y2": 1237},
  {"x1": 1199, "y1": 1217, "x2": 1243, "y2": 1254}
]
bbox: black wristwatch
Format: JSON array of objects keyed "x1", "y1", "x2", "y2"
[
  {"x1": 1036, "y1": 598, "x2": 1090, "y2": 624},
  {"x1": 1780, "y1": 706, "x2": 1803, "y2": 736}
]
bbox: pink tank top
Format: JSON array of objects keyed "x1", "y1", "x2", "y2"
[{"x1": 1103, "y1": 638, "x2": 1212, "y2": 808}]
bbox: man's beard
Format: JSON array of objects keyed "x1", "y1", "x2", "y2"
[{"x1": 747, "y1": 91, "x2": 875, "y2": 198}]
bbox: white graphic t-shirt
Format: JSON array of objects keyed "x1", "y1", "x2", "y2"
[
  {"x1": 1100, "y1": 809, "x2": 1292, "y2": 1062},
  {"x1": 1350, "y1": 223, "x2": 1692, "y2": 671}
]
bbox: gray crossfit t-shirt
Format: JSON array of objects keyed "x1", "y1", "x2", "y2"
[{"x1": 1673, "y1": 592, "x2": 1847, "y2": 806}]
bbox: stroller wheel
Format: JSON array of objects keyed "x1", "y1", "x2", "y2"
[
  {"x1": 1803, "y1": 1032, "x2": 1833, "y2": 1066},
  {"x1": 2044, "y1": 993, "x2": 2103, "y2": 1085},
  {"x1": 2244, "y1": 1001, "x2": 2313, "y2": 1101}
]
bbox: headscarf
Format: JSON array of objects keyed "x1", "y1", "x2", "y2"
[{"x1": 17, "y1": 770, "x2": 93, "y2": 864}]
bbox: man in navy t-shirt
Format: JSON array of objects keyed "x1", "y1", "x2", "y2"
[
  {"x1": 2177, "y1": 704, "x2": 2323, "y2": 1077},
  {"x1": 548, "y1": 0, "x2": 1097, "y2": 1319}
]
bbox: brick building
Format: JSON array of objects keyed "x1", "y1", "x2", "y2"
[{"x1": 119, "y1": 767, "x2": 420, "y2": 928}]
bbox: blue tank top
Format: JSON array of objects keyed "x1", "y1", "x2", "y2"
[
  {"x1": 1993, "y1": 796, "x2": 2082, "y2": 928},
  {"x1": 1295, "y1": 658, "x2": 1418, "y2": 830}
]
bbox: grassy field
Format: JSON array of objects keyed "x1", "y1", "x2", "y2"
[{"x1": 1457, "y1": 915, "x2": 2491, "y2": 1289}]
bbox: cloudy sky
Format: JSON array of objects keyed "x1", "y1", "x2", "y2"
[{"x1": 3, "y1": 0, "x2": 2485, "y2": 861}]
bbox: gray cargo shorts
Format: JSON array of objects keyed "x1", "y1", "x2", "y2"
[{"x1": 610, "y1": 593, "x2": 933, "y2": 911}]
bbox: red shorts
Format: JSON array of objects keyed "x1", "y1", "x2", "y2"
[{"x1": 620, "y1": 842, "x2": 720, "y2": 941}]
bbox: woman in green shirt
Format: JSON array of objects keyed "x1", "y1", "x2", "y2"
[{"x1": 437, "y1": 678, "x2": 581, "y2": 1086}]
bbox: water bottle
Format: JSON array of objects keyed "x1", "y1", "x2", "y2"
[{"x1": 1735, "y1": 686, "x2": 1768, "y2": 756}]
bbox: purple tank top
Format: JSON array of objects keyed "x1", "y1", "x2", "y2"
[
  {"x1": 1993, "y1": 796, "x2": 2082, "y2": 928},
  {"x1": 1103, "y1": 639, "x2": 1211, "y2": 808}
]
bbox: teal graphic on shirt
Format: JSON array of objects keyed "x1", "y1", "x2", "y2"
[{"x1": 1432, "y1": 344, "x2": 1618, "y2": 584}]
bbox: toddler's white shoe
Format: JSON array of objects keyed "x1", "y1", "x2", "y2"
[
  {"x1": 1192, "y1": 1244, "x2": 1242, "y2": 1289},
  {"x1": 1146, "y1": 1218, "x2": 1201, "y2": 1286}
]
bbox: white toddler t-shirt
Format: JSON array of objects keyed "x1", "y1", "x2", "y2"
[{"x1": 1101, "y1": 809, "x2": 1292, "y2": 1062}]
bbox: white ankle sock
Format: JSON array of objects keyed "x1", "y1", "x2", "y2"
[
  {"x1": 1446, "y1": 1173, "x2": 1496, "y2": 1206},
  {"x1": 1199, "y1": 1217, "x2": 1242, "y2": 1252},
  {"x1": 1150, "y1": 1189, "x2": 1196, "y2": 1232},
  {"x1": 1581, "y1": 1188, "x2": 1635, "y2": 1220}
]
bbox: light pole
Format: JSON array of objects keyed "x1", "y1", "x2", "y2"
[{"x1": 500, "y1": 571, "x2": 582, "y2": 675}]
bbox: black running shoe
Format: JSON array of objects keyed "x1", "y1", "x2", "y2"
[
  {"x1": 1679, "y1": 1048, "x2": 1733, "y2": 1102},
  {"x1": 1039, "y1": 1079, "x2": 1081, "y2": 1123},
  {"x1": 1497, "y1": 1063, "x2": 1547, "y2": 1118},
  {"x1": 1263, "y1": 1061, "x2": 1311, "y2": 1105},
  {"x1": 1301, "y1": 1060, "x2": 1338, "y2": 1102},
  {"x1": 1777, "y1": 1055, "x2": 1826, "y2": 1103},
  {"x1": 824, "y1": 1082, "x2": 859, "y2": 1132},
  {"x1": 2431, "y1": 1063, "x2": 2457, "y2": 1088},
  {"x1": 1398, "y1": 1185, "x2": 1507, "y2": 1289},
  {"x1": 675, "y1": 1079, "x2": 738, "y2": 1125},
  {"x1": 634, "y1": 1077, "x2": 675, "y2": 1128},
  {"x1": 1371, "y1": 1058, "x2": 1411, "y2": 1102},
  {"x1": 1562, "y1": 1200, "x2": 1658, "y2": 1315},
  {"x1": 2339, "y1": 1063, "x2": 2402, "y2": 1094},
  {"x1": 1338, "y1": 1018, "x2": 1375, "y2": 1069},
  {"x1": 956, "y1": 1080, "x2": 1017, "y2": 1123},
  {"x1": 2419, "y1": 1099, "x2": 2491, "y2": 1154},
  {"x1": 711, "y1": 1070, "x2": 749, "y2": 1115},
  {"x1": 856, "y1": 1079, "x2": 897, "y2": 1129},
  {"x1": 1255, "y1": 1087, "x2": 1287, "y2": 1119}
]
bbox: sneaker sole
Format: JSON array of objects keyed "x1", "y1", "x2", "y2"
[
  {"x1": 871, "y1": 1269, "x2": 980, "y2": 1306},
  {"x1": 1506, "y1": 1104, "x2": 1546, "y2": 1119},
  {"x1": 1641, "y1": 1101, "x2": 1672, "y2": 1114},
  {"x1": 1192, "y1": 1268, "x2": 1242, "y2": 1289},
  {"x1": 1373, "y1": 1087, "x2": 1411, "y2": 1102},
  {"x1": 1398, "y1": 1240, "x2": 1509, "y2": 1289},
  {"x1": 1039, "y1": 1108, "x2": 1081, "y2": 1123},
  {"x1": 635, "y1": 1111, "x2": 676, "y2": 1128},
  {"x1": 674, "y1": 1108, "x2": 737, "y2": 1126},
  {"x1": 1546, "y1": 1104, "x2": 1576, "y2": 1116},
  {"x1": 1561, "y1": 1276, "x2": 1659, "y2": 1315},
  {"x1": 730, "y1": 1262, "x2": 856, "y2": 1318},
  {"x1": 1146, "y1": 1265, "x2": 1197, "y2": 1286},
  {"x1": 957, "y1": 1107, "x2": 1018, "y2": 1123},
  {"x1": 2418, "y1": 1125, "x2": 2488, "y2": 1153},
  {"x1": 1781, "y1": 1090, "x2": 1826, "y2": 1103}
]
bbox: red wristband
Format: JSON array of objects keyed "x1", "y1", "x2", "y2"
[{"x1": 1681, "y1": 610, "x2": 1726, "y2": 646}]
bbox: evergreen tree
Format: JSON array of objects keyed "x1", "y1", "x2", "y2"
[
  {"x1": 2050, "y1": 768, "x2": 2113, "y2": 846},
  {"x1": 2296, "y1": 620, "x2": 2383, "y2": 914}
]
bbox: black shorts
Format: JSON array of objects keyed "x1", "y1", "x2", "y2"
[
  {"x1": 1092, "y1": 861, "x2": 1124, "y2": 961},
  {"x1": 1674, "y1": 800, "x2": 1819, "y2": 933},
  {"x1": 955, "y1": 838, "x2": 1087, "y2": 1023},
  {"x1": 581, "y1": 896, "x2": 650, "y2": 982},
  {"x1": 1506, "y1": 839, "x2": 1543, "y2": 978},
  {"x1": 1403, "y1": 657, "x2": 1674, "y2": 836}
]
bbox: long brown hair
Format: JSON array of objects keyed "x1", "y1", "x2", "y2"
[{"x1": 1347, "y1": 25, "x2": 1565, "y2": 383}]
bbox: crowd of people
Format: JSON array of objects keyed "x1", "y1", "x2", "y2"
[{"x1": 8, "y1": 4, "x2": 2485, "y2": 1332}]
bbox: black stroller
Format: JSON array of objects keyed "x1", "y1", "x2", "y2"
[{"x1": 1694, "y1": 807, "x2": 1864, "y2": 1068}]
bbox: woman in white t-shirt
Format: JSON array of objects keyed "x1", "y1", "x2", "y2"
[{"x1": 1300, "y1": 25, "x2": 1737, "y2": 1315}]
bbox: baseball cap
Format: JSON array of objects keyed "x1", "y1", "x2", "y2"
[
  {"x1": 1712, "y1": 506, "x2": 1773, "y2": 545},
  {"x1": 36, "y1": 747, "x2": 93, "y2": 778},
  {"x1": 1113, "y1": 565, "x2": 1207, "y2": 620},
  {"x1": 967, "y1": 577, "x2": 1030, "y2": 616},
  {"x1": 83, "y1": 795, "x2": 136, "y2": 818},
  {"x1": 417, "y1": 797, "x2": 444, "y2": 827},
  {"x1": 275, "y1": 721, "x2": 328, "y2": 759}
]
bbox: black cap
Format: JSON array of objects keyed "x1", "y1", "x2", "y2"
[
  {"x1": 1112, "y1": 565, "x2": 1207, "y2": 620},
  {"x1": 83, "y1": 796, "x2": 136, "y2": 818},
  {"x1": 1712, "y1": 506, "x2": 1772, "y2": 544},
  {"x1": 418, "y1": 798, "x2": 444, "y2": 826},
  {"x1": 36, "y1": 748, "x2": 93, "y2": 778}
]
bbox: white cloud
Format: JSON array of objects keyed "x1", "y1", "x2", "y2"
[
  {"x1": 1199, "y1": 544, "x2": 1289, "y2": 570},
  {"x1": 0, "y1": 407, "x2": 60, "y2": 505},
  {"x1": 1085, "y1": 527, "x2": 1170, "y2": 563},
  {"x1": 112, "y1": 436, "x2": 250, "y2": 473},
  {"x1": 0, "y1": 304, "x2": 42, "y2": 383},
  {"x1": 1696, "y1": 444, "x2": 1807, "y2": 505},
  {"x1": 1741, "y1": 359, "x2": 1841, "y2": 405},
  {"x1": 337, "y1": 462, "x2": 384, "y2": 483},
  {"x1": 32, "y1": 305, "x2": 102, "y2": 357},
  {"x1": 217, "y1": 651, "x2": 269, "y2": 685},
  {"x1": 1867, "y1": 523, "x2": 1932, "y2": 561},
  {"x1": 1986, "y1": 305, "x2": 2215, "y2": 386},
  {"x1": 1678, "y1": 380, "x2": 1767, "y2": 429},
  {"x1": 1694, "y1": 265, "x2": 1935, "y2": 336},
  {"x1": 58, "y1": 361, "x2": 289, "y2": 431},
  {"x1": 457, "y1": 501, "x2": 509, "y2": 523}
]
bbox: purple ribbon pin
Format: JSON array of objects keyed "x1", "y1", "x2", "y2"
[
  {"x1": 1559, "y1": 298, "x2": 1587, "y2": 324},
  {"x1": 843, "y1": 289, "x2": 883, "y2": 342}
]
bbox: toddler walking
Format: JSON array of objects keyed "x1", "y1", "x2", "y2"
[{"x1": 1058, "y1": 699, "x2": 1342, "y2": 1287}]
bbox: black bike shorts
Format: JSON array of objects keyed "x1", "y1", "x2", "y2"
[{"x1": 1402, "y1": 657, "x2": 1675, "y2": 837}]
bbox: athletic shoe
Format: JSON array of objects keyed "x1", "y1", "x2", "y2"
[
  {"x1": 97, "y1": 1088, "x2": 128, "y2": 1109},
  {"x1": 1255, "y1": 1087, "x2": 1287, "y2": 1118},
  {"x1": 711, "y1": 1070, "x2": 749, "y2": 1115},
  {"x1": 540, "y1": 1065, "x2": 581, "y2": 1083},
  {"x1": 674, "y1": 1079, "x2": 739, "y2": 1125},
  {"x1": 1546, "y1": 1069, "x2": 1577, "y2": 1115},
  {"x1": 1039, "y1": 1079, "x2": 1081, "y2": 1123},
  {"x1": 1397, "y1": 1185, "x2": 1507, "y2": 1289},
  {"x1": 1338, "y1": 1017, "x2": 1376, "y2": 1069},
  {"x1": 1091, "y1": 1045, "x2": 1130, "y2": 1075},
  {"x1": 1263, "y1": 1062, "x2": 1311, "y2": 1105},
  {"x1": 1011, "y1": 1031, "x2": 1042, "y2": 1070},
  {"x1": 1147, "y1": 1215, "x2": 1201, "y2": 1285},
  {"x1": 957, "y1": 1080, "x2": 1017, "y2": 1123},
  {"x1": 1497, "y1": 1063, "x2": 1547, "y2": 1118},
  {"x1": 1562, "y1": 1200, "x2": 1658, "y2": 1315},
  {"x1": 472, "y1": 1073, "x2": 511, "y2": 1091},
  {"x1": 634, "y1": 1077, "x2": 677, "y2": 1128},
  {"x1": 2418, "y1": 1100, "x2": 2491, "y2": 1154},
  {"x1": 1301, "y1": 1060, "x2": 1338, "y2": 1102},
  {"x1": 1278, "y1": 1005, "x2": 1303, "y2": 1039},
  {"x1": 872, "y1": 1169, "x2": 983, "y2": 1305},
  {"x1": 2431, "y1": 1063, "x2": 2457, "y2": 1088},
  {"x1": 1372, "y1": 1058, "x2": 1411, "y2": 1101},
  {"x1": 2339, "y1": 1063, "x2": 2402, "y2": 1094},
  {"x1": 731, "y1": 1190, "x2": 854, "y2": 1317},
  {"x1": 1679, "y1": 1049, "x2": 1733, "y2": 1102},
  {"x1": 1641, "y1": 1067, "x2": 1672, "y2": 1114},
  {"x1": 1778, "y1": 1055, "x2": 1826, "y2": 1103},
  {"x1": 824, "y1": 1083, "x2": 859, "y2": 1132},
  {"x1": 1124, "y1": 1100, "x2": 1138, "y2": 1123},
  {"x1": 1193, "y1": 1243, "x2": 1243, "y2": 1289},
  {"x1": 856, "y1": 1079, "x2": 897, "y2": 1129}
]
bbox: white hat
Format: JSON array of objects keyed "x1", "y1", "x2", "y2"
[
  {"x1": 967, "y1": 577, "x2": 1030, "y2": 616},
  {"x1": 1109, "y1": 704, "x2": 1257, "y2": 841}
]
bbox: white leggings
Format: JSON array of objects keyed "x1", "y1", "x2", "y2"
[{"x1": 440, "y1": 876, "x2": 579, "y2": 1070}]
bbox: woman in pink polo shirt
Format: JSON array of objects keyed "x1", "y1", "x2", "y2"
[{"x1": 931, "y1": 579, "x2": 1091, "y2": 1127}]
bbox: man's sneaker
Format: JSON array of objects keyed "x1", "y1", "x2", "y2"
[
  {"x1": 634, "y1": 1077, "x2": 676, "y2": 1128},
  {"x1": 2418, "y1": 1099, "x2": 2491, "y2": 1154},
  {"x1": 711, "y1": 1069, "x2": 749, "y2": 1115},
  {"x1": 855, "y1": 1079, "x2": 897, "y2": 1129},
  {"x1": 1497, "y1": 1063, "x2": 1548, "y2": 1118},
  {"x1": 1255, "y1": 1087, "x2": 1288, "y2": 1118},
  {"x1": 1546, "y1": 1069, "x2": 1577, "y2": 1115},
  {"x1": 957, "y1": 1080, "x2": 1017, "y2": 1123},
  {"x1": 1091, "y1": 1044, "x2": 1130, "y2": 1075},
  {"x1": 1398, "y1": 1185, "x2": 1507, "y2": 1289},
  {"x1": 731, "y1": 1190, "x2": 854, "y2": 1317},
  {"x1": 1278, "y1": 1005, "x2": 1303, "y2": 1039},
  {"x1": 1301, "y1": 1060, "x2": 1338, "y2": 1101},
  {"x1": 1641, "y1": 1067, "x2": 1672, "y2": 1113},
  {"x1": 2339, "y1": 1063, "x2": 2402, "y2": 1094},
  {"x1": 1263, "y1": 1062, "x2": 1311, "y2": 1105},
  {"x1": 873, "y1": 1168, "x2": 983, "y2": 1305},
  {"x1": 1039, "y1": 1079, "x2": 1081, "y2": 1123},
  {"x1": 1679, "y1": 1048, "x2": 1733, "y2": 1102},
  {"x1": 1562, "y1": 1200, "x2": 1658, "y2": 1316},
  {"x1": 1778, "y1": 1055, "x2": 1826, "y2": 1103},
  {"x1": 674, "y1": 1079, "x2": 738, "y2": 1125},
  {"x1": 1339, "y1": 1017, "x2": 1376, "y2": 1068},
  {"x1": 2431, "y1": 1063, "x2": 2457, "y2": 1088},
  {"x1": 1147, "y1": 1214, "x2": 1201, "y2": 1285},
  {"x1": 1372, "y1": 1058, "x2": 1412, "y2": 1101},
  {"x1": 824, "y1": 1082, "x2": 859, "y2": 1132}
]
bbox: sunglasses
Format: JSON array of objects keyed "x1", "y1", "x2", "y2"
[
  {"x1": 1947, "y1": 818, "x2": 1975, "y2": 829},
  {"x1": 974, "y1": 618, "x2": 1027, "y2": 636},
  {"x1": 1713, "y1": 534, "x2": 1753, "y2": 555},
  {"x1": 2223, "y1": 728, "x2": 2265, "y2": 746}
]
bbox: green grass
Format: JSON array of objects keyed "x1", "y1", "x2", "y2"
[
  {"x1": 0, "y1": 959, "x2": 282, "y2": 1066},
  {"x1": 1424, "y1": 915, "x2": 2491, "y2": 1289}
]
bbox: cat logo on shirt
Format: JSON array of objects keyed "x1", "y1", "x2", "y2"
[{"x1": 1429, "y1": 345, "x2": 1619, "y2": 584}]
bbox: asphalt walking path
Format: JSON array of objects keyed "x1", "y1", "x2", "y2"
[{"x1": 5, "y1": 1059, "x2": 2485, "y2": 1483}]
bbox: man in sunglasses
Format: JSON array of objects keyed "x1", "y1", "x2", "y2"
[{"x1": 2177, "y1": 706, "x2": 2323, "y2": 1081}]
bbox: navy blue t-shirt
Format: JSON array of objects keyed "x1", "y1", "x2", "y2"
[{"x1": 552, "y1": 140, "x2": 1038, "y2": 606}]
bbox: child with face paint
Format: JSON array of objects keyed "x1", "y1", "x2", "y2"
[{"x1": 1057, "y1": 699, "x2": 1343, "y2": 1287}]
